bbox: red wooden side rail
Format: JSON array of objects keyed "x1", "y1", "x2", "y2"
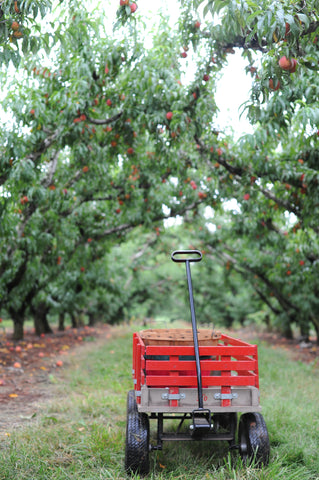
[{"x1": 133, "y1": 333, "x2": 259, "y2": 404}]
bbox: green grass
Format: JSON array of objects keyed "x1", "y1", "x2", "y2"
[{"x1": 0, "y1": 324, "x2": 319, "y2": 479}]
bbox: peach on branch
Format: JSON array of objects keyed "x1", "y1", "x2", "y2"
[
  {"x1": 269, "y1": 79, "x2": 280, "y2": 91},
  {"x1": 130, "y1": 2, "x2": 137, "y2": 12},
  {"x1": 285, "y1": 22, "x2": 290, "y2": 37},
  {"x1": 278, "y1": 56, "x2": 292, "y2": 70},
  {"x1": 11, "y1": 21, "x2": 19, "y2": 31},
  {"x1": 288, "y1": 58, "x2": 297, "y2": 73}
]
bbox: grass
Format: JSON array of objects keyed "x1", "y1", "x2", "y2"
[{"x1": 0, "y1": 323, "x2": 319, "y2": 479}]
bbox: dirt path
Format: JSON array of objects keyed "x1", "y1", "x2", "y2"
[
  {"x1": 0, "y1": 323, "x2": 317, "y2": 437},
  {"x1": 229, "y1": 326, "x2": 319, "y2": 364},
  {"x1": 0, "y1": 324, "x2": 111, "y2": 436}
]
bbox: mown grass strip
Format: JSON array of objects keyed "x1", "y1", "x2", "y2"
[{"x1": 0, "y1": 325, "x2": 318, "y2": 480}]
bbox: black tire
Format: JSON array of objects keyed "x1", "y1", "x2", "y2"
[
  {"x1": 238, "y1": 412, "x2": 270, "y2": 467},
  {"x1": 125, "y1": 390, "x2": 150, "y2": 476},
  {"x1": 127, "y1": 389, "x2": 138, "y2": 414}
]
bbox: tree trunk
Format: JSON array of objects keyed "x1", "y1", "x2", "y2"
[
  {"x1": 34, "y1": 314, "x2": 53, "y2": 336},
  {"x1": 88, "y1": 313, "x2": 96, "y2": 326},
  {"x1": 299, "y1": 323, "x2": 310, "y2": 342},
  {"x1": 58, "y1": 312, "x2": 65, "y2": 331},
  {"x1": 77, "y1": 313, "x2": 85, "y2": 327},
  {"x1": 311, "y1": 315, "x2": 319, "y2": 345},
  {"x1": 13, "y1": 317, "x2": 24, "y2": 341},
  {"x1": 71, "y1": 313, "x2": 78, "y2": 328},
  {"x1": 282, "y1": 322, "x2": 293, "y2": 340},
  {"x1": 33, "y1": 303, "x2": 53, "y2": 336}
]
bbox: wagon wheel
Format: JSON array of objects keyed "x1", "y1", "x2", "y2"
[
  {"x1": 127, "y1": 389, "x2": 138, "y2": 414},
  {"x1": 238, "y1": 412, "x2": 270, "y2": 466},
  {"x1": 125, "y1": 390, "x2": 150, "y2": 476}
]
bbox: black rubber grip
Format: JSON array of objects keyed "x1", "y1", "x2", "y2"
[{"x1": 171, "y1": 250, "x2": 202, "y2": 262}]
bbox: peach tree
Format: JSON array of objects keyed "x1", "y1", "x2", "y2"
[
  {"x1": 0, "y1": 0, "x2": 54, "y2": 67},
  {"x1": 175, "y1": 0, "x2": 319, "y2": 341},
  {"x1": 0, "y1": 2, "x2": 218, "y2": 338},
  {"x1": 1, "y1": 0, "x2": 319, "y2": 343}
]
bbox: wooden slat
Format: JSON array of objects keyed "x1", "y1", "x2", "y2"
[
  {"x1": 146, "y1": 375, "x2": 258, "y2": 387},
  {"x1": 145, "y1": 360, "x2": 257, "y2": 371},
  {"x1": 145, "y1": 345, "x2": 257, "y2": 356}
]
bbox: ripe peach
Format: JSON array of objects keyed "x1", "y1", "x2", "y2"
[
  {"x1": 56, "y1": 360, "x2": 63, "y2": 367},
  {"x1": 285, "y1": 22, "x2": 290, "y2": 37},
  {"x1": 288, "y1": 58, "x2": 297, "y2": 73},
  {"x1": 166, "y1": 111, "x2": 173, "y2": 120},
  {"x1": 130, "y1": 2, "x2": 137, "y2": 12},
  {"x1": 11, "y1": 21, "x2": 19, "y2": 31},
  {"x1": 278, "y1": 56, "x2": 292, "y2": 70},
  {"x1": 269, "y1": 79, "x2": 280, "y2": 91}
]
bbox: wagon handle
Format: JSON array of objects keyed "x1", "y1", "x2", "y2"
[
  {"x1": 171, "y1": 249, "x2": 204, "y2": 410},
  {"x1": 171, "y1": 250, "x2": 202, "y2": 263}
]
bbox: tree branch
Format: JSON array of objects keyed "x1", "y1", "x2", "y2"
[{"x1": 86, "y1": 111, "x2": 123, "y2": 125}]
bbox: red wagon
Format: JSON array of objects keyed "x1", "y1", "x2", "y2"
[{"x1": 125, "y1": 251, "x2": 270, "y2": 475}]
